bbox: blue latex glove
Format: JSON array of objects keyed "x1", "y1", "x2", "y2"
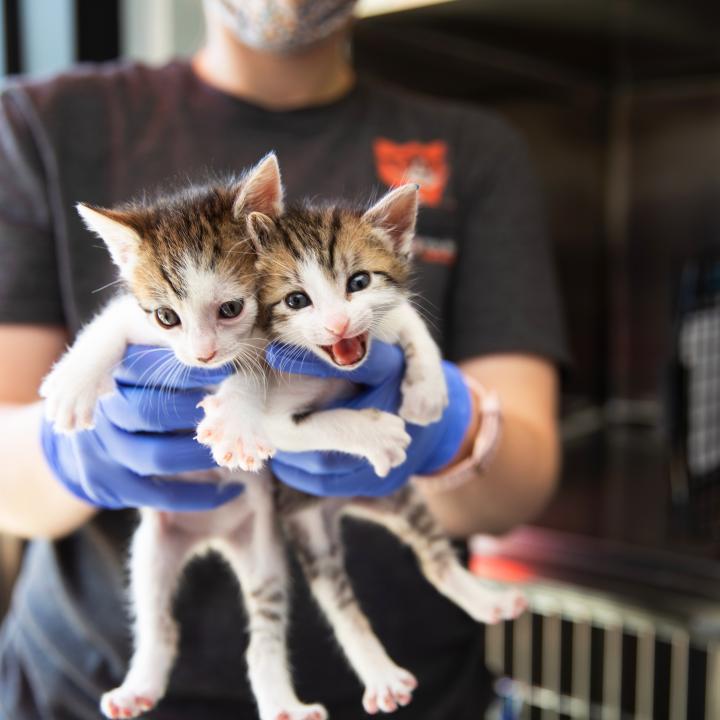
[
  {"x1": 41, "y1": 345, "x2": 243, "y2": 511},
  {"x1": 266, "y1": 340, "x2": 473, "y2": 496}
]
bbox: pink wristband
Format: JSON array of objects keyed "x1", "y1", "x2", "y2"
[{"x1": 412, "y1": 375, "x2": 502, "y2": 494}]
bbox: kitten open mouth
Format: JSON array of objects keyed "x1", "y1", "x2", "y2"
[{"x1": 321, "y1": 332, "x2": 369, "y2": 367}]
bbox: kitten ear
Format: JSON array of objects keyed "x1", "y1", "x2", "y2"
[
  {"x1": 246, "y1": 211, "x2": 275, "y2": 255},
  {"x1": 76, "y1": 203, "x2": 142, "y2": 277},
  {"x1": 363, "y1": 184, "x2": 419, "y2": 256},
  {"x1": 233, "y1": 153, "x2": 284, "y2": 220}
]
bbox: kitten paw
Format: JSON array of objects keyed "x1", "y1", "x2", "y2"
[
  {"x1": 196, "y1": 394, "x2": 274, "y2": 472},
  {"x1": 399, "y1": 370, "x2": 448, "y2": 426},
  {"x1": 362, "y1": 411, "x2": 411, "y2": 477},
  {"x1": 439, "y1": 565, "x2": 528, "y2": 624},
  {"x1": 100, "y1": 687, "x2": 158, "y2": 719},
  {"x1": 40, "y1": 363, "x2": 113, "y2": 433},
  {"x1": 363, "y1": 666, "x2": 418, "y2": 714},
  {"x1": 266, "y1": 703, "x2": 328, "y2": 720},
  {"x1": 499, "y1": 588, "x2": 528, "y2": 621},
  {"x1": 475, "y1": 588, "x2": 527, "y2": 624}
]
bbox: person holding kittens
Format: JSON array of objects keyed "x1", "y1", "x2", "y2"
[{"x1": 0, "y1": 1, "x2": 567, "y2": 719}]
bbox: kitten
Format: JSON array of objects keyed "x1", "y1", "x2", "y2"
[
  {"x1": 198, "y1": 180, "x2": 528, "y2": 714},
  {"x1": 43, "y1": 155, "x2": 525, "y2": 720},
  {"x1": 41, "y1": 155, "x2": 330, "y2": 720}
]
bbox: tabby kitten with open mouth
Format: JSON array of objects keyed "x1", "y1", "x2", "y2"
[{"x1": 198, "y1": 162, "x2": 527, "y2": 713}]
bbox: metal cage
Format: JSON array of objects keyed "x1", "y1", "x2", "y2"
[{"x1": 473, "y1": 531, "x2": 720, "y2": 720}]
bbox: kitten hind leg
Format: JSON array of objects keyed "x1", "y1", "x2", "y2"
[
  {"x1": 219, "y1": 486, "x2": 327, "y2": 720},
  {"x1": 286, "y1": 504, "x2": 418, "y2": 715},
  {"x1": 101, "y1": 511, "x2": 195, "y2": 719},
  {"x1": 348, "y1": 487, "x2": 527, "y2": 624}
]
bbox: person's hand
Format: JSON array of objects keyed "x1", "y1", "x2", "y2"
[
  {"x1": 265, "y1": 340, "x2": 473, "y2": 496},
  {"x1": 41, "y1": 345, "x2": 243, "y2": 511}
]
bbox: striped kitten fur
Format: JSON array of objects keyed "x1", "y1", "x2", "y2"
[
  {"x1": 41, "y1": 154, "x2": 525, "y2": 720},
  {"x1": 42, "y1": 155, "x2": 327, "y2": 720},
  {"x1": 199, "y1": 159, "x2": 528, "y2": 712}
]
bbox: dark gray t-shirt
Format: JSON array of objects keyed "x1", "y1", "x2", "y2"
[{"x1": 0, "y1": 61, "x2": 566, "y2": 719}]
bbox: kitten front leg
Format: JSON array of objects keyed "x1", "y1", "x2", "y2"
[
  {"x1": 196, "y1": 372, "x2": 275, "y2": 471},
  {"x1": 41, "y1": 294, "x2": 157, "y2": 433},
  {"x1": 217, "y1": 482, "x2": 327, "y2": 720},
  {"x1": 347, "y1": 487, "x2": 527, "y2": 624},
  {"x1": 264, "y1": 374, "x2": 410, "y2": 477},
  {"x1": 100, "y1": 510, "x2": 196, "y2": 719},
  {"x1": 380, "y1": 300, "x2": 448, "y2": 426},
  {"x1": 266, "y1": 407, "x2": 411, "y2": 478},
  {"x1": 286, "y1": 504, "x2": 418, "y2": 714}
]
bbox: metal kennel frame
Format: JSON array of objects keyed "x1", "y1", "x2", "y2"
[{"x1": 474, "y1": 530, "x2": 720, "y2": 720}]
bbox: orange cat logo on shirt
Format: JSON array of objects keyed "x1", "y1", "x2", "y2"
[{"x1": 373, "y1": 139, "x2": 449, "y2": 208}]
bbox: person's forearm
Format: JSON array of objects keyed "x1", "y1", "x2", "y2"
[
  {"x1": 0, "y1": 402, "x2": 96, "y2": 539},
  {"x1": 419, "y1": 407, "x2": 560, "y2": 538}
]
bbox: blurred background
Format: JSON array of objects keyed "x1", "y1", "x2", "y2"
[{"x1": 0, "y1": 1, "x2": 719, "y2": 718}]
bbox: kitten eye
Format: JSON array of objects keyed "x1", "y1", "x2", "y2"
[
  {"x1": 218, "y1": 299, "x2": 244, "y2": 319},
  {"x1": 347, "y1": 271, "x2": 371, "y2": 293},
  {"x1": 155, "y1": 306, "x2": 180, "y2": 328},
  {"x1": 285, "y1": 292, "x2": 311, "y2": 310}
]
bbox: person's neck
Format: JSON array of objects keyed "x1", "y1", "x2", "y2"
[{"x1": 193, "y1": 24, "x2": 355, "y2": 111}]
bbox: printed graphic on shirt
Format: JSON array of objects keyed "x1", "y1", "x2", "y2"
[
  {"x1": 373, "y1": 138, "x2": 449, "y2": 208},
  {"x1": 412, "y1": 235, "x2": 457, "y2": 266}
]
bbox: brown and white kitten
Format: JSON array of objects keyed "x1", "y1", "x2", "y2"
[
  {"x1": 41, "y1": 156, "x2": 330, "y2": 720},
  {"x1": 198, "y1": 179, "x2": 528, "y2": 714},
  {"x1": 43, "y1": 155, "x2": 525, "y2": 720}
]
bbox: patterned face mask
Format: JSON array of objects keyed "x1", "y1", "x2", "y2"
[{"x1": 207, "y1": 0, "x2": 357, "y2": 52}]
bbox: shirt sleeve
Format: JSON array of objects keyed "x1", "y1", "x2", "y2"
[
  {"x1": 444, "y1": 112, "x2": 568, "y2": 366},
  {"x1": 0, "y1": 86, "x2": 64, "y2": 325}
]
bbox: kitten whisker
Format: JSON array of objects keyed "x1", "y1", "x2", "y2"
[{"x1": 91, "y1": 278, "x2": 124, "y2": 294}]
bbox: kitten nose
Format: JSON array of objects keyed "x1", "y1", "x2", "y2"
[
  {"x1": 324, "y1": 314, "x2": 350, "y2": 337},
  {"x1": 197, "y1": 350, "x2": 217, "y2": 364}
]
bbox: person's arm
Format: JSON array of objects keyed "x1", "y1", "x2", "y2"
[
  {"x1": 422, "y1": 111, "x2": 566, "y2": 538},
  {"x1": 419, "y1": 353, "x2": 559, "y2": 538},
  {"x1": 0, "y1": 324, "x2": 98, "y2": 539},
  {"x1": 1, "y1": 326, "x2": 245, "y2": 539}
]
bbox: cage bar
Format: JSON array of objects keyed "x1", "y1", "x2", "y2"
[{"x1": 635, "y1": 627, "x2": 655, "y2": 720}]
